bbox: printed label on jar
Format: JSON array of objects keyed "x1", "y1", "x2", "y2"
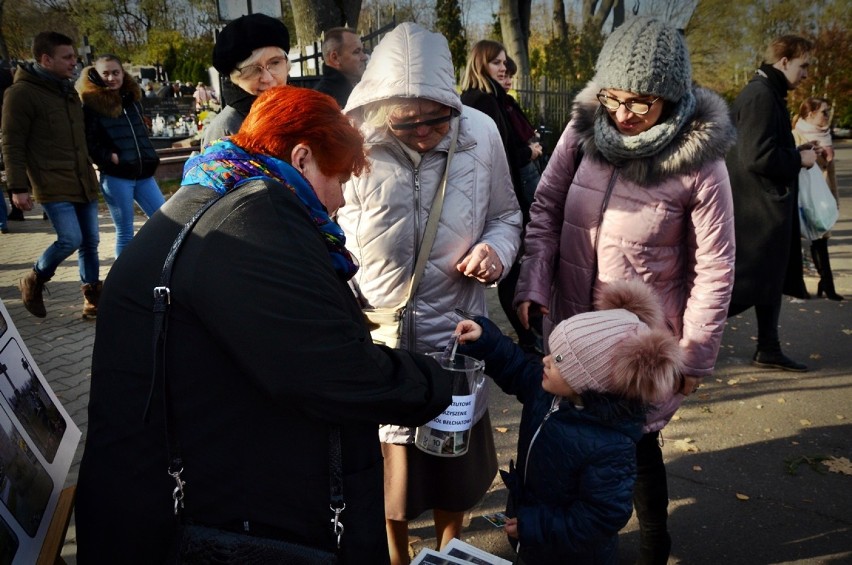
[{"x1": 426, "y1": 394, "x2": 475, "y2": 432}]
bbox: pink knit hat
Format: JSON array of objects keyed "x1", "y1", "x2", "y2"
[{"x1": 547, "y1": 280, "x2": 683, "y2": 403}]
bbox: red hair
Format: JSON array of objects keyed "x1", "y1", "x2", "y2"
[{"x1": 232, "y1": 85, "x2": 368, "y2": 178}]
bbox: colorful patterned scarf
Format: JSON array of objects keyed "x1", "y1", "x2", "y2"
[{"x1": 181, "y1": 140, "x2": 358, "y2": 280}]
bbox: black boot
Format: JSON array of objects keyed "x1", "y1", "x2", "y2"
[
  {"x1": 19, "y1": 269, "x2": 51, "y2": 318},
  {"x1": 811, "y1": 239, "x2": 844, "y2": 301},
  {"x1": 81, "y1": 281, "x2": 103, "y2": 319},
  {"x1": 634, "y1": 432, "x2": 672, "y2": 565},
  {"x1": 752, "y1": 349, "x2": 808, "y2": 372}
]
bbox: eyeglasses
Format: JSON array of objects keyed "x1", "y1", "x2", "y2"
[
  {"x1": 596, "y1": 92, "x2": 660, "y2": 115},
  {"x1": 388, "y1": 113, "x2": 454, "y2": 131},
  {"x1": 237, "y1": 57, "x2": 289, "y2": 81}
]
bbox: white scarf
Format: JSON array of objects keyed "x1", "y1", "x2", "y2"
[{"x1": 794, "y1": 119, "x2": 832, "y2": 148}]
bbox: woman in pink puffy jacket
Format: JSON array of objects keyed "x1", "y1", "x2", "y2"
[{"x1": 515, "y1": 18, "x2": 736, "y2": 564}]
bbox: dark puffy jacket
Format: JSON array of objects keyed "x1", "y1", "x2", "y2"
[
  {"x1": 460, "y1": 317, "x2": 645, "y2": 565},
  {"x1": 1, "y1": 64, "x2": 99, "y2": 202},
  {"x1": 77, "y1": 67, "x2": 159, "y2": 180}
]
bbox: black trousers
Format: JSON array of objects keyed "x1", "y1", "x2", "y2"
[
  {"x1": 728, "y1": 300, "x2": 782, "y2": 352},
  {"x1": 634, "y1": 431, "x2": 671, "y2": 565}
]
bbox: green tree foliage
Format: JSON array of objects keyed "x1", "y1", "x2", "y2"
[
  {"x1": 435, "y1": 0, "x2": 467, "y2": 79},
  {"x1": 162, "y1": 44, "x2": 177, "y2": 81},
  {"x1": 0, "y1": 0, "x2": 216, "y2": 74},
  {"x1": 686, "y1": 0, "x2": 851, "y2": 126},
  {"x1": 792, "y1": 24, "x2": 852, "y2": 127},
  {"x1": 535, "y1": 21, "x2": 602, "y2": 85}
]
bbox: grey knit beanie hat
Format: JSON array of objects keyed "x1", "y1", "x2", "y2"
[{"x1": 593, "y1": 17, "x2": 691, "y2": 102}]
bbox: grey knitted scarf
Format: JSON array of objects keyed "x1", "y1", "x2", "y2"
[{"x1": 594, "y1": 90, "x2": 697, "y2": 165}]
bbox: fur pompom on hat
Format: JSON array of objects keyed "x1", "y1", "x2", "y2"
[
  {"x1": 547, "y1": 280, "x2": 683, "y2": 403},
  {"x1": 593, "y1": 16, "x2": 692, "y2": 102},
  {"x1": 212, "y1": 13, "x2": 290, "y2": 75}
]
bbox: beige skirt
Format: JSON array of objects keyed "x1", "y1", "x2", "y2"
[{"x1": 382, "y1": 412, "x2": 498, "y2": 521}]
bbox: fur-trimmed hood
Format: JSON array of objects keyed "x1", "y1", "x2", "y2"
[
  {"x1": 76, "y1": 66, "x2": 142, "y2": 118},
  {"x1": 570, "y1": 81, "x2": 736, "y2": 186}
]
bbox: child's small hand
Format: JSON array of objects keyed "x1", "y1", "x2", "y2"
[
  {"x1": 504, "y1": 517, "x2": 518, "y2": 539},
  {"x1": 455, "y1": 320, "x2": 482, "y2": 343}
]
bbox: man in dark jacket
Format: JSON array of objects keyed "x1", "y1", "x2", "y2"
[
  {"x1": 726, "y1": 35, "x2": 817, "y2": 371},
  {"x1": 1, "y1": 31, "x2": 102, "y2": 318},
  {"x1": 314, "y1": 27, "x2": 368, "y2": 108}
]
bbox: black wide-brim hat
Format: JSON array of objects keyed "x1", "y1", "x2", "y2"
[{"x1": 212, "y1": 13, "x2": 291, "y2": 75}]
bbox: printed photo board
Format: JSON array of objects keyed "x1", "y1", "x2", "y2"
[{"x1": 0, "y1": 299, "x2": 81, "y2": 565}]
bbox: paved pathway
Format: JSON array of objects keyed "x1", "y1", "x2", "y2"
[{"x1": 0, "y1": 141, "x2": 849, "y2": 563}]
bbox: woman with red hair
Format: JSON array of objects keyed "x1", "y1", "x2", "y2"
[{"x1": 75, "y1": 85, "x2": 453, "y2": 565}]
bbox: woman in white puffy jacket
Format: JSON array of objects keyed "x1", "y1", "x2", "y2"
[{"x1": 338, "y1": 22, "x2": 522, "y2": 565}]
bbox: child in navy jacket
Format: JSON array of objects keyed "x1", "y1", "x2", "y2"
[{"x1": 456, "y1": 280, "x2": 683, "y2": 564}]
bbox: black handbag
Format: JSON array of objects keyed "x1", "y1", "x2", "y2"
[
  {"x1": 174, "y1": 523, "x2": 339, "y2": 565},
  {"x1": 144, "y1": 184, "x2": 344, "y2": 564}
]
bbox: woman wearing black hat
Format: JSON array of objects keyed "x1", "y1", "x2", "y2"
[{"x1": 201, "y1": 13, "x2": 291, "y2": 149}]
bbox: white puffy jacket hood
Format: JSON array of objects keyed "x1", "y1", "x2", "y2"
[{"x1": 344, "y1": 22, "x2": 464, "y2": 120}]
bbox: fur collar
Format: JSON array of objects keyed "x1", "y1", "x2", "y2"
[
  {"x1": 571, "y1": 82, "x2": 736, "y2": 186},
  {"x1": 77, "y1": 67, "x2": 142, "y2": 118}
]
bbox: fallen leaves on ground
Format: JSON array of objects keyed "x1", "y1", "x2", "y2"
[
  {"x1": 727, "y1": 378, "x2": 739, "y2": 385},
  {"x1": 494, "y1": 427, "x2": 508, "y2": 434},
  {"x1": 736, "y1": 493, "x2": 750, "y2": 501},
  {"x1": 823, "y1": 456, "x2": 852, "y2": 475},
  {"x1": 674, "y1": 438, "x2": 699, "y2": 452}
]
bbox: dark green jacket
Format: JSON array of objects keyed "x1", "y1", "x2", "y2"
[{"x1": 1, "y1": 63, "x2": 99, "y2": 202}]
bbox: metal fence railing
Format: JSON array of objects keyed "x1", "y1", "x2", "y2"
[{"x1": 513, "y1": 74, "x2": 579, "y2": 153}]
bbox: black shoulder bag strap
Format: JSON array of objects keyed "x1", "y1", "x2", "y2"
[{"x1": 143, "y1": 184, "x2": 345, "y2": 547}]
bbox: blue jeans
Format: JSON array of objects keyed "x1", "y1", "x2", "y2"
[
  {"x1": 38, "y1": 200, "x2": 100, "y2": 283},
  {"x1": 519, "y1": 161, "x2": 541, "y2": 210},
  {"x1": 100, "y1": 174, "x2": 165, "y2": 256},
  {"x1": 0, "y1": 197, "x2": 7, "y2": 230}
]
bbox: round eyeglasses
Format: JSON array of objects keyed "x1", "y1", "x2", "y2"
[
  {"x1": 596, "y1": 91, "x2": 660, "y2": 115},
  {"x1": 237, "y1": 56, "x2": 290, "y2": 81}
]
